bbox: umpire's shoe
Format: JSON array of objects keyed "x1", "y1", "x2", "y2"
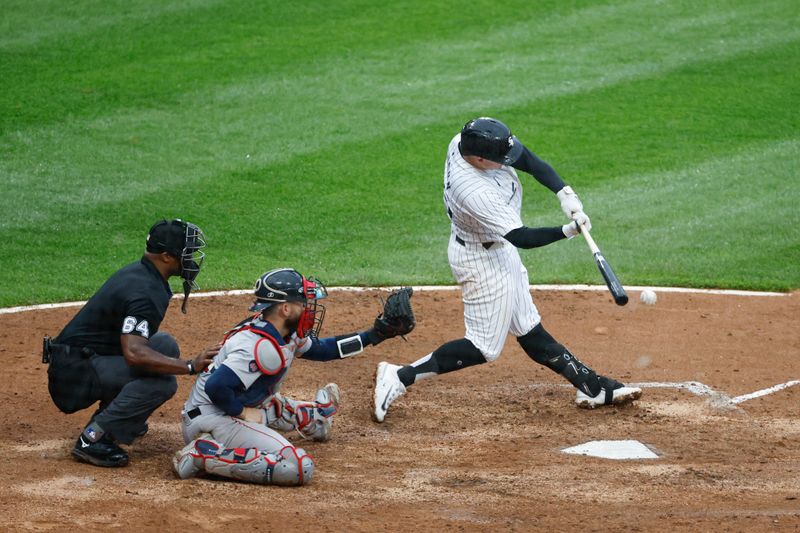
[
  {"x1": 72, "y1": 434, "x2": 129, "y2": 467},
  {"x1": 575, "y1": 376, "x2": 642, "y2": 409}
]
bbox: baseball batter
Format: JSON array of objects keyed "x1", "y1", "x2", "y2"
[
  {"x1": 174, "y1": 268, "x2": 414, "y2": 486},
  {"x1": 374, "y1": 117, "x2": 641, "y2": 422}
]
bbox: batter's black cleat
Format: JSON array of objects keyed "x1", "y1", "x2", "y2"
[
  {"x1": 575, "y1": 376, "x2": 642, "y2": 409},
  {"x1": 72, "y1": 434, "x2": 129, "y2": 467}
]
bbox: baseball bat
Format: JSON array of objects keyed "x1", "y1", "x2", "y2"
[{"x1": 579, "y1": 224, "x2": 628, "y2": 306}]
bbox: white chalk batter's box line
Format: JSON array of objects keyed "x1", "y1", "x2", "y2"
[
  {"x1": 0, "y1": 284, "x2": 788, "y2": 315},
  {"x1": 634, "y1": 380, "x2": 800, "y2": 405},
  {"x1": 530, "y1": 380, "x2": 799, "y2": 407}
]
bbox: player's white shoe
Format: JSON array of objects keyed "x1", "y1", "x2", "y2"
[
  {"x1": 575, "y1": 377, "x2": 642, "y2": 409},
  {"x1": 373, "y1": 362, "x2": 406, "y2": 423}
]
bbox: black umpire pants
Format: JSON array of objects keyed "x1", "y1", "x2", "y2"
[{"x1": 89, "y1": 332, "x2": 180, "y2": 444}]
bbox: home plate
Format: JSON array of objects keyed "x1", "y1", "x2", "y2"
[{"x1": 561, "y1": 440, "x2": 659, "y2": 460}]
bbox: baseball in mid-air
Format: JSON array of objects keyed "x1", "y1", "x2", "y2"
[{"x1": 640, "y1": 289, "x2": 657, "y2": 305}]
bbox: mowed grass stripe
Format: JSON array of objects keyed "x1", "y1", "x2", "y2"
[
  {"x1": 1, "y1": 0, "x2": 796, "y2": 230},
  {"x1": 0, "y1": 0, "x2": 587, "y2": 130},
  {"x1": 0, "y1": 0, "x2": 226, "y2": 49}
]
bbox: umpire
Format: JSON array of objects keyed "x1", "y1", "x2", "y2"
[{"x1": 45, "y1": 219, "x2": 220, "y2": 468}]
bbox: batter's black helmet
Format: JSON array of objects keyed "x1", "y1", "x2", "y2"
[{"x1": 458, "y1": 117, "x2": 524, "y2": 165}]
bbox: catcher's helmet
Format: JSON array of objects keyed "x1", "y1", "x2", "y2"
[
  {"x1": 458, "y1": 117, "x2": 523, "y2": 165},
  {"x1": 250, "y1": 268, "x2": 328, "y2": 338},
  {"x1": 250, "y1": 268, "x2": 307, "y2": 312}
]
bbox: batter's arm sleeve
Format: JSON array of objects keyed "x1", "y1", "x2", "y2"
[
  {"x1": 504, "y1": 226, "x2": 567, "y2": 249},
  {"x1": 205, "y1": 365, "x2": 246, "y2": 416},
  {"x1": 511, "y1": 146, "x2": 565, "y2": 193},
  {"x1": 300, "y1": 332, "x2": 372, "y2": 361}
]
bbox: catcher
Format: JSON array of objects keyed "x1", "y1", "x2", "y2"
[{"x1": 173, "y1": 268, "x2": 415, "y2": 486}]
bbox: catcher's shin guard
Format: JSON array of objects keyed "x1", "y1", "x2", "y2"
[
  {"x1": 176, "y1": 438, "x2": 315, "y2": 486},
  {"x1": 517, "y1": 324, "x2": 601, "y2": 397},
  {"x1": 265, "y1": 384, "x2": 340, "y2": 442},
  {"x1": 203, "y1": 445, "x2": 314, "y2": 486}
]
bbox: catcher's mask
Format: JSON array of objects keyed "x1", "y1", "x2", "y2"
[
  {"x1": 458, "y1": 117, "x2": 523, "y2": 165},
  {"x1": 146, "y1": 219, "x2": 207, "y2": 313},
  {"x1": 250, "y1": 268, "x2": 327, "y2": 338}
]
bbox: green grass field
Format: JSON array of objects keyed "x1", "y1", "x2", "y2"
[{"x1": 2, "y1": 0, "x2": 798, "y2": 306}]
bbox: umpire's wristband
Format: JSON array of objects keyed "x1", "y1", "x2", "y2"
[{"x1": 186, "y1": 360, "x2": 196, "y2": 375}]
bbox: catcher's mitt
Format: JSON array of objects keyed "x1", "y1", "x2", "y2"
[{"x1": 370, "y1": 287, "x2": 415, "y2": 344}]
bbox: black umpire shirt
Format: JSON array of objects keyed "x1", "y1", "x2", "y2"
[{"x1": 56, "y1": 257, "x2": 173, "y2": 355}]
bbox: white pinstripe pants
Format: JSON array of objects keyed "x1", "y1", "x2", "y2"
[{"x1": 448, "y1": 234, "x2": 541, "y2": 362}]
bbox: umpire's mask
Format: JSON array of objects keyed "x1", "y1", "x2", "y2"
[{"x1": 147, "y1": 219, "x2": 207, "y2": 313}]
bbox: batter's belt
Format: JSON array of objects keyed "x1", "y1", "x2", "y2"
[{"x1": 455, "y1": 235, "x2": 496, "y2": 250}]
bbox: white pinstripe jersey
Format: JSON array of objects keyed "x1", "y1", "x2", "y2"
[{"x1": 443, "y1": 134, "x2": 524, "y2": 243}]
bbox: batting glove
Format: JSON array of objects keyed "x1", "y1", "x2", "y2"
[
  {"x1": 572, "y1": 211, "x2": 591, "y2": 232},
  {"x1": 556, "y1": 186, "x2": 583, "y2": 219},
  {"x1": 562, "y1": 221, "x2": 581, "y2": 239}
]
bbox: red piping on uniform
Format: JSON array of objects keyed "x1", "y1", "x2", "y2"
[{"x1": 231, "y1": 418, "x2": 288, "y2": 447}]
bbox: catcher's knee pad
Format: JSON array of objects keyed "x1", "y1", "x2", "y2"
[
  {"x1": 293, "y1": 383, "x2": 340, "y2": 442},
  {"x1": 172, "y1": 434, "x2": 222, "y2": 479},
  {"x1": 272, "y1": 446, "x2": 315, "y2": 486},
  {"x1": 517, "y1": 324, "x2": 598, "y2": 392},
  {"x1": 202, "y1": 445, "x2": 315, "y2": 486},
  {"x1": 266, "y1": 384, "x2": 340, "y2": 442},
  {"x1": 263, "y1": 394, "x2": 295, "y2": 432},
  {"x1": 306, "y1": 383, "x2": 339, "y2": 442}
]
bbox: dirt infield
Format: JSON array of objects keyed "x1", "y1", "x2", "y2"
[{"x1": 1, "y1": 289, "x2": 798, "y2": 531}]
